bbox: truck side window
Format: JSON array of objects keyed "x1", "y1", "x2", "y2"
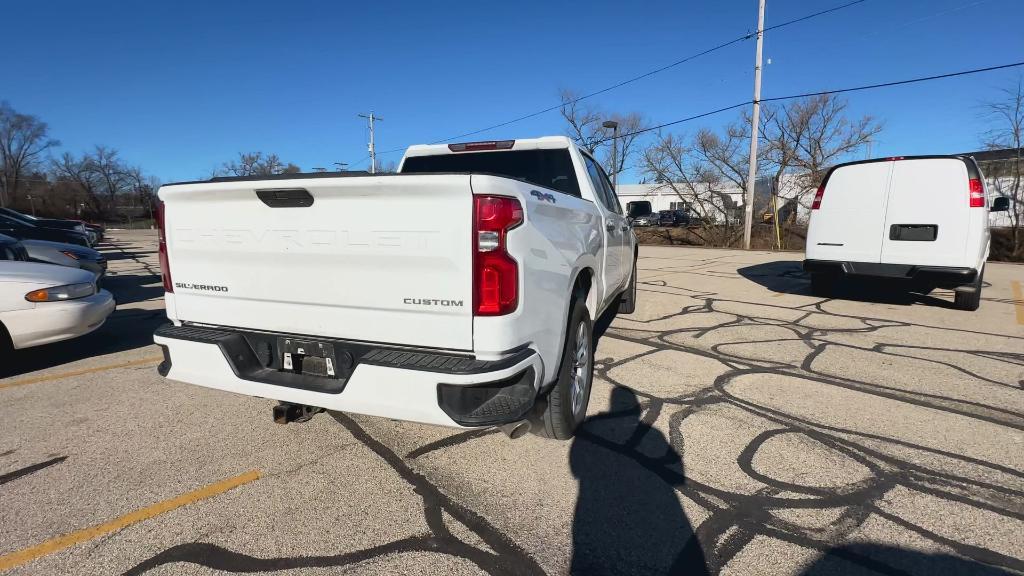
[
  {"x1": 595, "y1": 162, "x2": 624, "y2": 215},
  {"x1": 582, "y1": 154, "x2": 617, "y2": 214}
]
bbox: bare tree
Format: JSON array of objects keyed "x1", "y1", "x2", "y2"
[
  {"x1": 0, "y1": 101, "x2": 60, "y2": 207},
  {"x1": 641, "y1": 132, "x2": 743, "y2": 246},
  {"x1": 51, "y1": 147, "x2": 154, "y2": 218},
  {"x1": 51, "y1": 152, "x2": 103, "y2": 214},
  {"x1": 640, "y1": 94, "x2": 881, "y2": 247},
  {"x1": 762, "y1": 94, "x2": 882, "y2": 214},
  {"x1": 376, "y1": 160, "x2": 398, "y2": 174},
  {"x1": 559, "y1": 90, "x2": 647, "y2": 181},
  {"x1": 89, "y1": 146, "x2": 135, "y2": 207},
  {"x1": 218, "y1": 152, "x2": 296, "y2": 177},
  {"x1": 979, "y1": 78, "x2": 1023, "y2": 251},
  {"x1": 124, "y1": 166, "x2": 161, "y2": 219}
]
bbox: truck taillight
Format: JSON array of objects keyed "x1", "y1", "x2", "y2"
[
  {"x1": 473, "y1": 195, "x2": 522, "y2": 316},
  {"x1": 969, "y1": 178, "x2": 985, "y2": 208},
  {"x1": 449, "y1": 140, "x2": 515, "y2": 152},
  {"x1": 811, "y1": 184, "x2": 826, "y2": 210},
  {"x1": 156, "y1": 201, "x2": 173, "y2": 292}
]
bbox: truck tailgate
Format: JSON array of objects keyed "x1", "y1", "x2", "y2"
[{"x1": 160, "y1": 175, "x2": 473, "y2": 350}]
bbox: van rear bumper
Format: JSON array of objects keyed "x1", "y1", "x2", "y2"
[
  {"x1": 153, "y1": 324, "x2": 542, "y2": 429},
  {"x1": 803, "y1": 260, "x2": 977, "y2": 287}
]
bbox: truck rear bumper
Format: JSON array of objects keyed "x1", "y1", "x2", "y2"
[
  {"x1": 802, "y1": 260, "x2": 977, "y2": 287},
  {"x1": 153, "y1": 324, "x2": 542, "y2": 428}
]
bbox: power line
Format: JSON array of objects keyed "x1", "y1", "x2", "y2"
[
  {"x1": 759, "y1": 60, "x2": 1024, "y2": 103},
  {"x1": 413, "y1": 0, "x2": 870, "y2": 147},
  {"x1": 762, "y1": 0, "x2": 868, "y2": 34},
  {"x1": 597, "y1": 60, "x2": 1024, "y2": 145}
]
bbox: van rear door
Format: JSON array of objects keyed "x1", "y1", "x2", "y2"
[
  {"x1": 807, "y1": 160, "x2": 893, "y2": 263},
  {"x1": 879, "y1": 158, "x2": 969, "y2": 267}
]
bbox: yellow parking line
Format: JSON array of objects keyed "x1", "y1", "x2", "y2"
[
  {"x1": 0, "y1": 356, "x2": 163, "y2": 391},
  {"x1": 0, "y1": 469, "x2": 261, "y2": 571},
  {"x1": 1013, "y1": 281, "x2": 1024, "y2": 325}
]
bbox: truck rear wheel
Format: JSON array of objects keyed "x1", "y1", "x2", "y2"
[
  {"x1": 537, "y1": 296, "x2": 593, "y2": 440},
  {"x1": 954, "y1": 267, "x2": 983, "y2": 311}
]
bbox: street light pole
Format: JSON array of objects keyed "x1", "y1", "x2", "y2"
[
  {"x1": 742, "y1": 0, "x2": 766, "y2": 250},
  {"x1": 602, "y1": 120, "x2": 620, "y2": 189}
]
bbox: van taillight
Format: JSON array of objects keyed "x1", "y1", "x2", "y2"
[
  {"x1": 156, "y1": 201, "x2": 173, "y2": 292},
  {"x1": 473, "y1": 196, "x2": 523, "y2": 316},
  {"x1": 969, "y1": 178, "x2": 985, "y2": 208},
  {"x1": 811, "y1": 184, "x2": 826, "y2": 210}
]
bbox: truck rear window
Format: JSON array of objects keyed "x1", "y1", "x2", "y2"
[{"x1": 401, "y1": 149, "x2": 581, "y2": 197}]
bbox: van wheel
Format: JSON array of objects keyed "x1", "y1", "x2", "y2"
[
  {"x1": 810, "y1": 273, "x2": 835, "y2": 297},
  {"x1": 537, "y1": 295, "x2": 593, "y2": 440},
  {"x1": 954, "y1": 267, "x2": 983, "y2": 311},
  {"x1": 619, "y1": 256, "x2": 637, "y2": 314}
]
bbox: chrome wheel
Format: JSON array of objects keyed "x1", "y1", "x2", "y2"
[{"x1": 569, "y1": 321, "x2": 591, "y2": 417}]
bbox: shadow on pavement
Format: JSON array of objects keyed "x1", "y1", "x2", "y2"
[
  {"x1": 105, "y1": 274, "x2": 165, "y2": 305},
  {"x1": 569, "y1": 386, "x2": 708, "y2": 575},
  {"x1": 737, "y1": 261, "x2": 963, "y2": 309},
  {"x1": 102, "y1": 250, "x2": 157, "y2": 261},
  {"x1": 802, "y1": 543, "x2": 1016, "y2": 575}
]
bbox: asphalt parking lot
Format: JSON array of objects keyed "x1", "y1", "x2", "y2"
[{"x1": 1, "y1": 230, "x2": 1022, "y2": 575}]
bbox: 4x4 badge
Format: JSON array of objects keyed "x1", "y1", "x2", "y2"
[{"x1": 531, "y1": 190, "x2": 556, "y2": 204}]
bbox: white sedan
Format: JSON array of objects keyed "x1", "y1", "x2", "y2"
[{"x1": 0, "y1": 261, "x2": 115, "y2": 351}]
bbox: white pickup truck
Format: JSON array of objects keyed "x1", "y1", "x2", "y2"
[{"x1": 153, "y1": 136, "x2": 637, "y2": 439}]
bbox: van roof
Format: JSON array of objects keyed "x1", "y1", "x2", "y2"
[{"x1": 825, "y1": 154, "x2": 982, "y2": 183}]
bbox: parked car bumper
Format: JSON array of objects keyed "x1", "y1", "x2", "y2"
[
  {"x1": 5, "y1": 289, "x2": 115, "y2": 349},
  {"x1": 802, "y1": 259, "x2": 977, "y2": 287},
  {"x1": 153, "y1": 324, "x2": 543, "y2": 429}
]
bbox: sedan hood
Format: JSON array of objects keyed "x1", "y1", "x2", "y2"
[{"x1": 0, "y1": 261, "x2": 95, "y2": 286}]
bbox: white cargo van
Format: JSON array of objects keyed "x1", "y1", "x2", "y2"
[{"x1": 804, "y1": 155, "x2": 1010, "y2": 310}]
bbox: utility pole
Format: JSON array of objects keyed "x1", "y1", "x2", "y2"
[
  {"x1": 358, "y1": 112, "x2": 383, "y2": 174},
  {"x1": 742, "y1": 0, "x2": 766, "y2": 250}
]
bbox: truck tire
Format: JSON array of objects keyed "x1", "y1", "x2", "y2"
[
  {"x1": 538, "y1": 295, "x2": 593, "y2": 440},
  {"x1": 954, "y1": 267, "x2": 983, "y2": 311},
  {"x1": 810, "y1": 273, "x2": 835, "y2": 297},
  {"x1": 619, "y1": 255, "x2": 637, "y2": 314}
]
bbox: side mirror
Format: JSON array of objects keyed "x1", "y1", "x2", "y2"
[{"x1": 991, "y1": 196, "x2": 1010, "y2": 212}]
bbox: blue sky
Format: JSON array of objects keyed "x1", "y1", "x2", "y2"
[{"x1": 2, "y1": 0, "x2": 1022, "y2": 183}]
